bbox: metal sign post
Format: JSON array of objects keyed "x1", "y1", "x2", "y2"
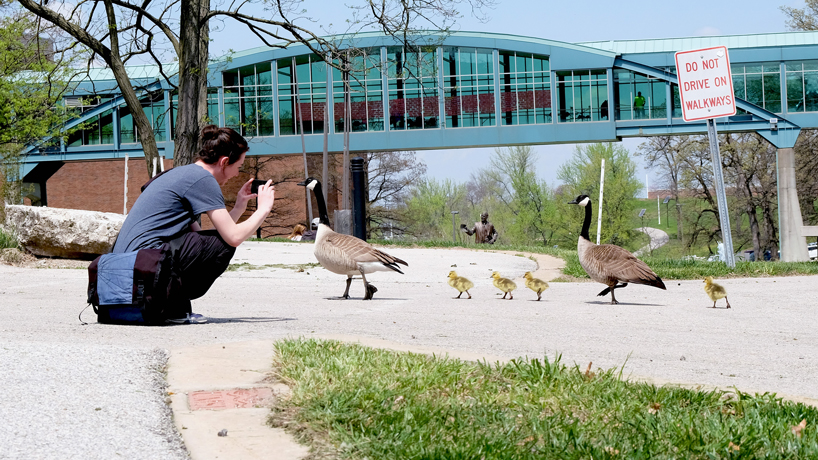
[
  {"x1": 706, "y1": 119, "x2": 735, "y2": 267},
  {"x1": 675, "y1": 45, "x2": 737, "y2": 268}
]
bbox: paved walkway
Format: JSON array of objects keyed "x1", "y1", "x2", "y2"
[
  {"x1": 1, "y1": 241, "x2": 817, "y2": 459},
  {"x1": 633, "y1": 226, "x2": 671, "y2": 257}
]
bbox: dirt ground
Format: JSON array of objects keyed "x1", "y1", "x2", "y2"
[{"x1": 0, "y1": 248, "x2": 91, "y2": 269}]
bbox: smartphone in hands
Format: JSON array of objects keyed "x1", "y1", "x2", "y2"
[{"x1": 250, "y1": 179, "x2": 268, "y2": 194}]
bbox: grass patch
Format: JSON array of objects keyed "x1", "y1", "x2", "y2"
[
  {"x1": 0, "y1": 226, "x2": 18, "y2": 250},
  {"x1": 270, "y1": 338, "x2": 818, "y2": 459}
]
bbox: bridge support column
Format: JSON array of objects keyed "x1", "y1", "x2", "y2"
[{"x1": 777, "y1": 147, "x2": 809, "y2": 262}]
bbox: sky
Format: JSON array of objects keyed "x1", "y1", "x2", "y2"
[{"x1": 205, "y1": 0, "x2": 804, "y2": 193}]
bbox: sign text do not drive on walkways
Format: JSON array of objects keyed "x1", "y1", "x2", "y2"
[{"x1": 674, "y1": 46, "x2": 736, "y2": 122}]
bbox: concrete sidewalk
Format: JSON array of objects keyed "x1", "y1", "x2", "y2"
[{"x1": 2, "y1": 241, "x2": 817, "y2": 459}]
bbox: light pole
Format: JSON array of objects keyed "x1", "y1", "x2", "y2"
[
  {"x1": 663, "y1": 196, "x2": 671, "y2": 228},
  {"x1": 451, "y1": 211, "x2": 459, "y2": 244}
]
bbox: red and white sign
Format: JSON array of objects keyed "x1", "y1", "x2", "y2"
[{"x1": 674, "y1": 46, "x2": 736, "y2": 122}]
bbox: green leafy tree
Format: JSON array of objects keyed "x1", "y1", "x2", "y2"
[
  {"x1": 557, "y1": 143, "x2": 641, "y2": 246},
  {"x1": 401, "y1": 178, "x2": 466, "y2": 240},
  {"x1": 475, "y1": 146, "x2": 557, "y2": 245},
  {"x1": 0, "y1": 11, "x2": 74, "y2": 215}
]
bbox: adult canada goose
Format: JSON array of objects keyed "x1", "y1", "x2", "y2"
[
  {"x1": 568, "y1": 194, "x2": 666, "y2": 304},
  {"x1": 298, "y1": 177, "x2": 408, "y2": 300}
]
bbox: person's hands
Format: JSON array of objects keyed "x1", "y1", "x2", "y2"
[
  {"x1": 236, "y1": 178, "x2": 255, "y2": 205},
  {"x1": 256, "y1": 179, "x2": 275, "y2": 212}
]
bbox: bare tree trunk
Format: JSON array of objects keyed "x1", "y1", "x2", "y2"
[
  {"x1": 762, "y1": 206, "x2": 779, "y2": 261},
  {"x1": 18, "y1": 0, "x2": 162, "y2": 177},
  {"x1": 175, "y1": 0, "x2": 211, "y2": 166}
]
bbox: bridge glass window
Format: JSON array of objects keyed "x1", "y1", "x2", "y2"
[
  {"x1": 333, "y1": 49, "x2": 384, "y2": 133},
  {"x1": 785, "y1": 60, "x2": 818, "y2": 113},
  {"x1": 613, "y1": 70, "x2": 666, "y2": 120},
  {"x1": 499, "y1": 51, "x2": 551, "y2": 125},
  {"x1": 387, "y1": 46, "x2": 438, "y2": 130},
  {"x1": 731, "y1": 62, "x2": 781, "y2": 113},
  {"x1": 170, "y1": 89, "x2": 220, "y2": 138},
  {"x1": 556, "y1": 70, "x2": 607, "y2": 123},
  {"x1": 279, "y1": 55, "x2": 327, "y2": 136},
  {"x1": 443, "y1": 47, "x2": 495, "y2": 128},
  {"x1": 224, "y1": 63, "x2": 274, "y2": 137},
  {"x1": 65, "y1": 96, "x2": 115, "y2": 147}
]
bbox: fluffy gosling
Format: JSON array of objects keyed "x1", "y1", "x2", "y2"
[
  {"x1": 523, "y1": 272, "x2": 549, "y2": 301},
  {"x1": 703, "y1": 276, "x2": 731, "y2": 309},
  {"x1": 448, "y1": 271, "x2": 474, "y2": 299},
  {"x1": 491, "y1": 271, "x2": 517, "y2": 300}
]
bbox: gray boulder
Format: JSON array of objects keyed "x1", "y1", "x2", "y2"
[{"x1": 4, "y1": 205, "x2": 124, "y2": 259}]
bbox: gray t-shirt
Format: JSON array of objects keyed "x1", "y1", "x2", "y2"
[{"x1": 113, "y1": 164, "x2": 225, "y2": 253}]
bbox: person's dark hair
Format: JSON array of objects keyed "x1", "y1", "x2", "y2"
[{"x1": 197, "y1": 125, "x2": 249, "y2": 165}]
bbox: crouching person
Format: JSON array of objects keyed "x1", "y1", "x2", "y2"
[{"x1": 111, "y1": 125, "x2": 275, "y2": 324}]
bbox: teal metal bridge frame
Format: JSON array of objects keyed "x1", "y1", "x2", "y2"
[{"x1": 18, "y1": 30, "x2": 818, "y2": 261}]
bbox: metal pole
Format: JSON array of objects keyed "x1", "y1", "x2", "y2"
[
  {"x1": 296, "y1": 92, "x2": 314, "y2": 222},
  {"x1": 451, "y1": 211, "x2": 459, "y2": 244},
  {"x1": 596, "y1": 158, "x2": 605, "y2": 245},
  {"x1": 657, "y1": 195, "x2": 660, "y2": 226},
  {"x1": 707, "y1": 118, "x2": 735, "y2": 268},
  {"x1": 342, "y1": 61, "x2": 351, "y2": 210},
  {"x1": 123, "y1": 153, "x2": 129, "y2": 215},
  {"x1": 322, "y1": 94, "x2": 329, "y2": 206},
  {"x1": 350, "y1": 157, "x2": 366, "y2": 241}
]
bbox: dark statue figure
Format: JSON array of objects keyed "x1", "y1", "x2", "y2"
[{"x1": 461, "y1": 212, "x2": 498, "y2": 244}]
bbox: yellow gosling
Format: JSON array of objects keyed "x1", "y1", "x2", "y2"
[
  {"x1": 491, "y1": 271, "x2": 517, "y2": 300},
  {"x1": 523, "y1": 271, "x2": 549, "y2": 301},
  {"x1": 448, "y1": 271, "x2": 475, "y2": 299},
  {"x1": 703, "y1": 276, "x2": 731, "y2": 309}
]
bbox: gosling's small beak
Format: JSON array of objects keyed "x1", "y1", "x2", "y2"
[{"x1": 297, "y1": 180, "x2": 307, "y2": 186}]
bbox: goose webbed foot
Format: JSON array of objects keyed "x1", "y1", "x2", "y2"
[
  {"x1": 363, "y1": 283, "x2": 378, "y2": 300},
  {"x1": 598, "y1": 283, "x2": 628, "y2": 297}
]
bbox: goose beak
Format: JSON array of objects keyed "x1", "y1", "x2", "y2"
[
  {"x1": 297, "y1": 180, "x2": 307, "y2": 186},
  {"x1": 568, "y1": 199, "x2": 578, "y2": 204}
]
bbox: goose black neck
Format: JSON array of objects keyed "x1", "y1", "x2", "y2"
[
  {"x1": 580, "y1": 202, "x2": 592, "y2": 241},
  {"x1": 311, "y1": 181, "x2": 331, "y2": 226}
]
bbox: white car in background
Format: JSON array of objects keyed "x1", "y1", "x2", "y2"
[{"x1": 809, "y1": 242, "x2": 817, "y2": 260}]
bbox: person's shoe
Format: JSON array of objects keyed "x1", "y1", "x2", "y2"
[{"x1": 166, "y1": 313, "x2": 208, "y2": 325}]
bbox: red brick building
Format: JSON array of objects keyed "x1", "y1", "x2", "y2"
[{"x1": 36, "y1": 153, "x2": 345, "y2": 238}]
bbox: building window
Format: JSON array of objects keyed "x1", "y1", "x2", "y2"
[
  {"x1": 732, "y1": 62, "x2": 781, "y2": 114},
  {"x1": 443, "y1": 47, "x2": 495, "y2": 128},
  {"x1": 333, "y1": 49, "x2": 383, "y2": 133},
  {"x1": 556, "y1": 70, "x2": 607, "y2": 122},
  {"x1": 499, "y1": 51, "x2": 551, "y2": 125},
  {"x1": 224, "y1": 63, "x2": 274, "y2": 137},
  {"x1": 613, "y1": 69, "x2": 666, "y2": 120},
  {"x1": 387, "y1": 46, "x2": 438, "y2": 130},
  {"x1": 278, "y1": 55, "x2": 327, "y2": 135},
  {"x1": 785, "y1": 60, "x2": 818, "y2": 113},
  {"x1": 65, "y1": 95, "x2": 115, "y2": 146}
]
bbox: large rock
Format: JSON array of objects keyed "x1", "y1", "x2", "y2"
[{"x1": 4, "y1": 205, "x2": 124, "y2": 259}]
